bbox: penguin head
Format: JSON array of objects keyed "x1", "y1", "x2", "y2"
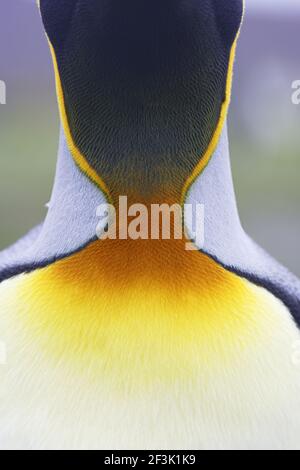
[{"x1": 39, "y1": 0, "x2": 244, "y2": 201}]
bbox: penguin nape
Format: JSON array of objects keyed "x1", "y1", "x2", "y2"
[{"x1": 0, "y1": 0, "x2": 300, "y2": 451}]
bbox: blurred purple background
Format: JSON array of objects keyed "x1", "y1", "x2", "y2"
[{"x1": 0, "y1": 0, "x2": 300, "y2": 274}]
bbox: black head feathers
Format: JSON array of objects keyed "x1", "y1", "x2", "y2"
[
  {"x1": 40, "y1": 0, "x2": 244, "y2": 51},
  {"x1": 39, "y1": 0, "x2": 77, "y2": 48},
  {"x1": 39, "y1": 0, "x2": 244, "y2": 200}
]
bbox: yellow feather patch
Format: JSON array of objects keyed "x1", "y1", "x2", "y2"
[
  {"x1": 1, "y1": 238, "x2": 300, "y2": 449},
  {"x1": 0, "y1": 238, "x2": 296, "y2": 391}
]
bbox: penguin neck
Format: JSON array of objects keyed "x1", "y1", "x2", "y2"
[
  {"x1": 42, "y1": 123, "x2": 243, "y2": 293},
  {"x1": 49, "y1": 122, "x2": 242, "y2": 253}
]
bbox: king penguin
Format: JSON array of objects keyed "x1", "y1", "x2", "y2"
[{"x1": 0, "y1": 0, "x2": 300, "y2": 450}]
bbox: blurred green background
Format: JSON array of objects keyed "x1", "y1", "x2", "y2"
[{"x1": 0, "y1": 0, "x2": 300, "y2": 274}]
